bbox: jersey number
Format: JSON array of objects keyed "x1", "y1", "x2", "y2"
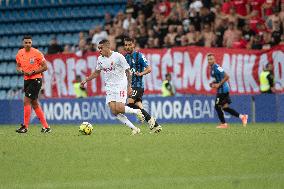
[
  {"x1": 132, "y1": 90, "x2": 137, "y2": 97},
  {"x1": 120, "y1": 91, "x2": 125, "y2": 97}
]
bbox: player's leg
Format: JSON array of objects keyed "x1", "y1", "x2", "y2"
[
  {"x1": 16, "y1": 96, "x2": 32, "y2": 133},
  {"x1": 31, "y1": 100, "x2": 51, "y2": 132},
  {"x1": 221, "y1": 93, "x2": 248, "y2": 127},
  {"x1": 108, "y1": 101, "x2": 140, "y2": 135},
  {"x1": 16, "y1": 79, "x2": 34, "y2": 133},
  {"x1": 135, "y1": 101, "x2": 162, "y2": 132},
  {"x1": 215, "y1": 94, "x2": 228, "y2": 129}
]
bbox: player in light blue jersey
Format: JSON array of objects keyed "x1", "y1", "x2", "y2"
[
  {"x1": 207, "y1": 53, "x2": 248, "y2": 128},
  {"x1": 124, "y1": 37, "x2": 162, "y2": 133}
]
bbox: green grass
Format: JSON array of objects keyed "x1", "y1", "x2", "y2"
[{"x1": 0, "y1": 123, "x2": 284, "y2": 189}]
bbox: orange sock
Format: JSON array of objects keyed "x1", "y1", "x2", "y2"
[
  {"x1": 24, "y1": 105, "x2": 31, "y2": 128},
  {"x1": 34, "y1": 106, "x2": 49, "y2": 128}
]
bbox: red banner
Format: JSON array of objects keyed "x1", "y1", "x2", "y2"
[{"x1": 43, "y1": 46, "x2": 284, "y2": 98}]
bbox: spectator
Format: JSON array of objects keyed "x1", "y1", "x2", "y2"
[
  {"x1": 241, "y1": 22, "x2": 256, "y2": 48},
  {"x1": 215, "y1": 18, "x2": 227, "y2": 47},
  {"x1": 180, "y1": 35, "x2": 188, "y2": 46},
  {"x1": 75, "y1": 39, "x2": 87, "y2": 56},
  {"x1": 62, "y1": 44, "x2": 71, "y2": 54},
  {"x1": 262, "y1": 32, "x2": 272, "y2": 49},
  {"x1": 223, "y1": 22, "x2": 242, "y2": 48},
  {"x1": 201, "y1": 23, "x2": 216, "y2": 47},
  {"x1": 262, "y1": 0, "x2": 276, "y2": 17},
  {"x1": 186, "y1": 24, "x2": 202, "y2": 46},
  {"x1": 222, "y1": 0, "x2": 232, "y2": 15},
  {"x1": 73, "y1": 75, "x2": 87, "y2": 98},
  {"x1": 125, "y1": 0, "x2": 139, "y2": 18},
  {"x1": 123, "y1": 13, "x2": 136, "y2": 30},
  {"x1": 249, "y1": 10, "x2": 265, "y2": 33},
  {"x1": 251, "y1": 34, "x2": 263, "y2": 49},
  {"x1": 156, "y1": 0, "x2": 171, "y2": 17},
  {"x1": 266, "y1": 7, "x2": 282, "y2": 31},
  {"x1": 140, "y1": 0, "x2": 155, "y2": 19},
  {"x1": 108, "y1": 28, "x2": 117, "y2": 50},
  {"x1": 189, "y1": 9, "x2": 202, "y2": 31},
  {"x1": 189, "y1": 0, "x2": 203, "y2": 14},
  {"x1": 136, "y1": 27, "x2": 148, "y2": 48},
  {"x1": 248, "y1": 0, "x2": 264, "y2": 17},
  {"x1": 200, "y1": 7, "x2": 215, "y2": 26},
  {"x1": 167, "y1": 12, "x2": 182, "y2": 26},
  {"x1": 259, "y1": 63, "x2": 275, "y2": 93},
  {"x1": 136, "y1": 12, "x2": 147, "y2": 28},
  {"x1": 104, "y1": 13, "x2": 113, "y2": 27},
  {"x1": 161, "y1": 73, "x2": 175, "y2": 97},
  {"x1": 47, "y1": 37, "x2": 63, "y2": 54},
  {"x1": 232, "y1": 0, "x2": 249, "y2": 16},
  {"x1": 162, "y1": 35, "x2": 173, "y2": 48},
  {"x1": 114, "y1": 27, "x2": 126, "y2": 50},
  {"x1": 165, "y1": 25, "x2": 177, "y2": 46},
  {"x1": 271, "y1": 22, "x2": 283, "y2": 45},
  {"x1": 91, "y1": 26, "x2": 108, "y2": 50},
  {"x1": 175, "y1": 25, "x2": 185, "y2": 46}
]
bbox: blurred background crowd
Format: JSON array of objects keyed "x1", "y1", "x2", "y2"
[{"x1": 47, "y1": 0, "x2": 284, "y2": 55}]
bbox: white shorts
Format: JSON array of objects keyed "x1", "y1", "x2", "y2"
[{"x1": 105, "y1": 87, "x2": 127, "y2": 105}]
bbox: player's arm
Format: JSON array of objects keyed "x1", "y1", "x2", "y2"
[
  {"x1": 81, "y1": 69, "x2": 101, "y2": 87},
  {"x1": 136, "y1": 65, "x2": 152, "y2": 76},
  {"x1": 24, "y1": 60, "x2": 48, "y2": 76},
  {"x1": 215, "y1": 73, "x2": 229, "y2": 88},
  {"x1": 135, "y1": 53, "x2": 151, "y2": 76},
  {"x1": 126, "y1": 68, "x2": 132, "y2": 95},
  {"x1": 32, "y1": 60, "x2": 48, "y2": 75},
  {"x1": 16, "y1": 62, "x2": 24, "y2": 74}
]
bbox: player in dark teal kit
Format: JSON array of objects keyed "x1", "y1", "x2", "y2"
[
  {"x1": 124, "y1": 37, "x2": 162, "y2": 133},
  {"x1": 207, "y1": 53, "x2": 248, "y2": 128}
]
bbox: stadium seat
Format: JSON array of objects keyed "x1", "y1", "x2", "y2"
[
  {"x1": 0, "y1": 90, "x2": 7, "y2": 100},
  {"x1": 17, "y1": 76, "x2": 24, "y2": 88},
  {"x1": 2, "y1": 76, "x2": 10, "y2": 88},
  {"x1": 6, "y1": 63, "x2": 16, "y2": 74},
  {"x1": 0, "y1": 62, "x2": 8, "y2": 74},
  {"x1": 9, "y1": 76, "x2": 18, "y2": 88}
]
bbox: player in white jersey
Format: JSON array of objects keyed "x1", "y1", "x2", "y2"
[{"x1": 80, "y1": 39, "x2": 144, "y2": 135}]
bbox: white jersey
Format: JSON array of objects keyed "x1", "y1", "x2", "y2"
[{"x1": 96, "y1": 51, "x2": 130, "y2": 92}]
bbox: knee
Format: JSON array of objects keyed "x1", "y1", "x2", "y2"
[
  {"x1": 215, "y1": 104, "x2": 221, "y2": 110},
  {"x1": 127, "y1": 103, "x2": 135, "y2": 108},
  {"x1": 31, "y1": 101, "x2": 39, "y2": 109}
]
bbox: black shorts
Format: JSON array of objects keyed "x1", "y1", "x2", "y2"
[
  {"x1": 215, "y1": 92, "x2": 232, "y2": 106},
  {"x1": 129, "y1": 87, "x2": 144, "y2": 102},
  {"x1": 24, "y1": 78, "x2": 42, "y2": 100}
]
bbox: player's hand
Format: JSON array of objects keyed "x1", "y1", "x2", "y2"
[
  {"x1": 24, "y1": 72, "x2": 33, "y2": 76},
  {"x1": 80, "y1": 80, "x2": 87, "y2": 88},
  {"x1": 135, "y1": 72, "x2": 143, "y2": 77},
  {"x1": 210, "y1": 82, "x2": 220, "y2": 89},
  {"x1": 127, "y1": 85, "x2": 132, "y2": 96}
]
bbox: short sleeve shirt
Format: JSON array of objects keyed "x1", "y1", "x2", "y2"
[
  {"x1": 96, "y1": 51, "x2": 130, "y2": 91},
  {"x1": 16, "y1": 47, "x2": 45, "y2": 80},
  {"x1": 211, "y1": 64, "x2": 230, "y2": 94}
]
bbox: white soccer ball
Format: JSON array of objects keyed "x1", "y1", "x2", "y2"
[{"x1": 79, "y1": 122, "x2": 94, "y2": 135}]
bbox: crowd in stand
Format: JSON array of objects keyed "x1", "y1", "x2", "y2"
[{"x1": 47, "y1": 0, "x2": 284, "y2": 55}]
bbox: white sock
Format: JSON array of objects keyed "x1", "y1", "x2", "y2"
[
  {"x1": 125, "y1": 106, "x2": 138, "y2": 114},
  {"x1": 239, "y1": 114, "x2": 243, "y2": 119},
  {"x1": 116, "y1": 113, "x2": 136, "y2": 129}
]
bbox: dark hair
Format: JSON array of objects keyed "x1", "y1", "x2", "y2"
[
  {"x1": 124, "y1": 37, "x2": 135, "y2": 43},
  {"x1": 165, "y1": 73, "x2": 171, "y2": 78},
  {"x1": 22, "y1": 35, "x2": 32, "y2": 40},
  {"x1": 98, "y1": 39, "x2": 110, "y2": 45}
]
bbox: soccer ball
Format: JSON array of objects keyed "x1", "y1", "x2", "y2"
[{"x1": 79, "y1": 122, "x2": 93, "y2": 135}]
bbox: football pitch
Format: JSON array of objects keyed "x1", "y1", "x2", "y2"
[{"x1": 0, "y1": 123, "x2": 284, "y2": 189}]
